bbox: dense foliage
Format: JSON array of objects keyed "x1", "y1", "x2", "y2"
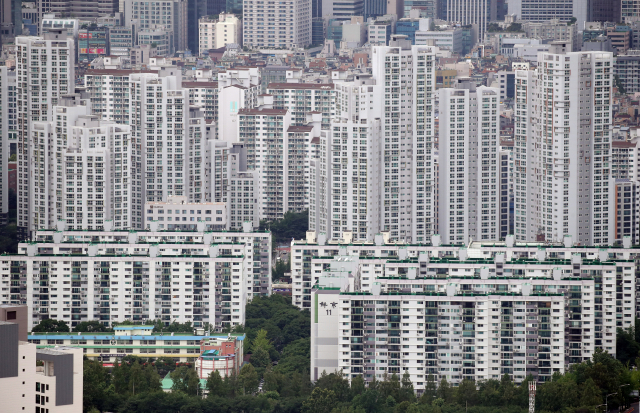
[
  {"x1": 81, "y1": 296, "x2": 640, "y2": 413},
  {"x1": 259, "y1": 210, "x2": 309, "y2": 245}
]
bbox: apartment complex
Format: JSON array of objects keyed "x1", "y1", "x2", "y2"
[
  {"x1": 514, "y1": 44, "x2": 614, "y2": 245},
  {"x1": 0, "y1": 227, "x2": 272, "y2": 330},
  {"x1": 305, "y1": 233, "x2": 637, "y2": 387},
  {"x1": 242, "y1": 0, "x2": 312, "y2": 49}
]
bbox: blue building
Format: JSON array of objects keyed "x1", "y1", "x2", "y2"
[{"x1": 396, "y1": 19, "x2": 420, "y2": 44}]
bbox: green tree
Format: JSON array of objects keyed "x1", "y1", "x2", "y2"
[
  {"x1": 581, "y1": 378, "x2": 602, "y2": 407},
  {"x1": 170, "y1": 366, "x2": 200, "y2": 396},
  {"x1": 238, "y1": 363, "x2": 259, "y2": 395},
  {"x1": 32, "y1": 318, "x2": 70, "y2": 333},
  {"x1": 273, "y1": 258, "x2": 290, "y2": 281},
  {"x1": 83, "y1": 359, "x2": 108, "y2": 412},
  {"x1": 499, "y1": 373, "x2": 515, "y2": 405},
  {"x1": 144, "y1": 364, "x2": 162, "y2": 393},
  {"x1": 351, "y1": 375, "x2": 366, "y2": 400},
  {"x1": 399, "y1": 371, "x2": 416, "y2": 403},
  {"x1": 455, "y1": 378, "x2": 478, "y2": 406},
  {"x1": 436, "y1": 377, "x2": 453, "y2": 404},
  {"x1": 206, "y1": 370, "x2": 227, "y2": 397},
  {"x1": 74, "y1": 320, "x2": 114, "y2": 333},
  {"x1": 301, "y1": 387, "x2": 337, "y2": 413},
  {"x1": 8, "y1": 153, "x2": 16, "y2": 161},
  {"x1": 420, "y1": 374, "x2": 437, "y2": 404},
  {"x1": 154, "y1": 356, "x2": 178, "y2": 376},
  {"x1": 112, "y1": 359, "x2": 130, "y2": 395},
  {"x1": 259, "y1": 210, "x2": 309, "y2": 244}
]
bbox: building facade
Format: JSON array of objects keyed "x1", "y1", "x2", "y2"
[
  {"x1": 15, "y1": 31, "x2": 75, "y2": 239},
  {"x1": 438, "y1": 83, "x2": 502, "y2": 244},
  {"x1": 0, "y1": 227, "x2": 271, "y2": 330},
  {"x1": 514, "y1": 44, "x2": 614, "y2": 245},
  {"x1": 242, "y1": 0, "x2": 311, "y2": 49}
]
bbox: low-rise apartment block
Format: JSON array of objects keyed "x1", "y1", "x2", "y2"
[{"x1": 0, "y1": 227, "x2": 272, "y2": 331}]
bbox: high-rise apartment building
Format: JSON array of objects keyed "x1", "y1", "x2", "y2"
[
  {"x1": 301, "y1": 234, "x2": 636, "y2": 386},
  {"x1": 514, "y1": 44, "x2": 614, "y2": 245},
  {"x1": 371, "y1": 36, "x2": 437, "y2": 243},
  {"x1": 218, "y1": 67, "x2": 260, "y2": 143},
  {"x1": 309, "y1": 37, "x2": 437, "y2": 243},
  {"x1": 438, "y1": 83, "x2": 502, "y2": 244},
  {"x1": 185, "y1": 81, "x2": 218, "y2": 122},
  {"x1": 308, "y1": 74, "x2": 382, "y2": 241},
  {"x1": 242, "y1": 0, "x2": 311, "y2": 49},
  {"x1": 15, "y1": 30, "x2": 75, "y2": 239}
]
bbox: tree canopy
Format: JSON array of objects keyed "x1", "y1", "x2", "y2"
[{"x1": 32, "y1": 318, "x2": 70, "y2": 333}]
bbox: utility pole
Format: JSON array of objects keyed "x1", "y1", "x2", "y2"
[{"x1": 529, "y1": 381, "x2": 536, "y2": 413}]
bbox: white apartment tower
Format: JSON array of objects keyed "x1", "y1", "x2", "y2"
[
  {"x1": 310, "y1": 74, "x2": 383, "y2": 241},
  {"x1": 514, "y1": 44, "x2": 615, "y2": 245},
  {"x1": 371, "y1": 36, "x2": 437, "y2": 243},
  {"x1": 242, "y1": 0, "x2": 311, "y2": 49},
  {"x1": 438, "y1": 82, "x2": 502, "y2": 244},
  {"x1": 16, "y1": 30, "x2": 75, "y2": 238}
]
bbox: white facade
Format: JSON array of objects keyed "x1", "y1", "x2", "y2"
[
  {"x1": 303, "y1": 236, "x2": 638, "y2": 386},
  {"x1": 242, "y1": 0, "x2": 311, "y2": 49},
  {"x1": 514, "y1": 46, "x2": 615, "y2": 245},
  {"x1": 0, "y1": 228, "x2": 272, "y2": 330},
  {"x1": 415, "y1": 28, "x2": 463, "y2": 54},
  {"x1": 0, "y1": 322, "x2": 82, "y2": 413},
  {"x1": 145, "y1": 195, "x2": 228, "y2": 230},
  {"x1": 238, "y1": 107, "x2": 319, "y2": 220},
  {"x1": 438, "y1": 84, "x2": 502, "y2": 244},
  {"x1": 267, "y1": 83, "x2": 335, "y2": 129},
  {"x1": 447, "y1": 0, "x2": 489, "y2": 42},
  {"x1": 370, "y1": 37, "x2": 437, "y2": 243},
  {"x1": 218, "y1": 68, "x2": 260, "y2": 143},
  {"x1": 16, "y1": 31, "x2": 75, "y2": 239},
  {"x1": 509, "y1": 0, "x2": 588, "y2": 32},
  {"x1": 199, "y1": 13, "x2": 242, "y2": 53}
]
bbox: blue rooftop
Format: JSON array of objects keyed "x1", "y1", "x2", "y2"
[
  {"x1": 29, "y1": 334, "x2": 246, "y2": 341},
  {"x1": 114, "y1": 326, "x2": 154, "y2": 330}
]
